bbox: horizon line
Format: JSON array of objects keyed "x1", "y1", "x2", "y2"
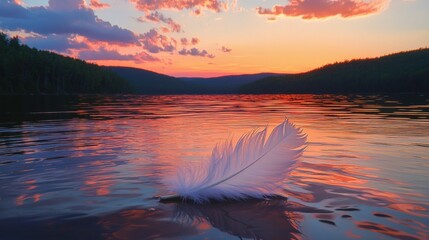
[{"x1": 99, "y1": 47, "x2": 428, "y2": 79}]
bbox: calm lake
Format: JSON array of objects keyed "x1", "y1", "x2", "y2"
[{"x1": 0, "y1": 94, "x2": 428, "y2": 240}]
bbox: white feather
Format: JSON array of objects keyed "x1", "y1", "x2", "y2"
[{"x1": 164, "y1": 119, "x2": 307, "y2": 202}]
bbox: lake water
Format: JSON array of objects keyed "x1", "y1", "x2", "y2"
[{"x1": 0, "y1": 94, "x2": 428, "y2": 240}]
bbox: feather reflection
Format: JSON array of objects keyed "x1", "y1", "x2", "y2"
[{"x1": 173, "y1": 199, "x2": 302, "y2": 240}]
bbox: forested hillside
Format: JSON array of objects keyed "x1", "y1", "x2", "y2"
[
  {"x1": 0, "y1": 33, "x2": 131, "y2": 94},
  {"x1": 107, "y1": 66, "x2": 210, "y2": 94},
  {"x1": 180, "y1": 73, "x2": 281, "y2": 93},
  {"x1": 240, "y1": 49, "x2": 429, "y2": 94}
]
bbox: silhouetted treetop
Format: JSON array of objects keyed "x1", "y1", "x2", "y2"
[{"x1": 0, "y1": 33, "x2": 131, "y2": 94}]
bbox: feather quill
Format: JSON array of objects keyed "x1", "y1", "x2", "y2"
[{"x1": 162, "y1": 119, "x2": 307, "y2": 202}]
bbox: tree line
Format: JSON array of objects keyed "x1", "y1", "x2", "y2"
[
  {"x1": 0, "y1": 33, "x2": 131, "y2": 94},
  {"x1": 240, "y1": 48, "x2": 429, "y2": 94}
]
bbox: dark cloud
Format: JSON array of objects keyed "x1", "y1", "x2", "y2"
[
  {"x1": 179, "y1": 47, "x2": 215, "y2": 58},
  {"x1": 0, "y1": 1, "x2": 27, "y2": 18},
  {"x1": 257, "y1": 0, "x2": 388, "y2": 19},
  {"x1": 221, "y1": 46, "x2": 231, "y2": 53},
  {"x1": 0, "y1": 0, "x2": 138, "y2": 44},
  {"x1": 142, "y1": 11, "x2": 181, "y2": 32},
  {"x1": 141, "y1": 29, "x2": 176, "y2": 53},
  {"x1": 78, "y1": 47, "x2": 159, "y2": 62},
  {"x1": 24, "y1": 34, "x2": 88, "y2": 52}
]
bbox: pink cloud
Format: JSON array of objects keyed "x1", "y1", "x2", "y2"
[
  {"x1": 89, "y1": 0, "x2": 110, "y2": 9},
  {"x1": 160, "y1": 27, "x2": 170, "y2": 33},
  {"x1": 135, "y1": 51, "x2": 160, "y2": 62},
  {"x1": 130, "y1": 0, "x2": 226, "y2": 12},
  {"x1": 257, "y1": 0, "x2": 388, "y2": 19},
  {"x1": 143, "y1": 11, "x2": 181, "y2": 32},
  {"x1": 191, "y1": 37, "x2": 199, "y2": 45},
  {"x1": 194, "y1": 9, "x2": 202, "y2": 15}
]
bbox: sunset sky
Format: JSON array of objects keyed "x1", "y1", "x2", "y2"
[{"x1": 1, "y1": 0, "x2": 428, "y2": 77}]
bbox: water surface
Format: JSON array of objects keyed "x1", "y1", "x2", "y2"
[{"x1": 0, "y1": 94, "x2": 428, "y2": 239}]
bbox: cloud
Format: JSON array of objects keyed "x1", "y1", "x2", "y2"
[
  {"x1": 0, "y1": 1, "x2": 27, "y2": 18},
  {"x1": 0, "y1": 0, "x2": 223, "y2": 64},
  {"x1": 134, "y1": 51, "x2": 160, "y2": 62},
  {"x1": 130, "y1": 0, "x2": 226, "y2": 12},
  {"x1": 141, "y1": 28, "x2": 176, "y2": 53},
  {"x1": 221, "y1": 46, "x2": 231, "y2": 53},
  {"x1": 257, "y1": 0, "x2": 389, "y2": 19},
  {"x1": 142, "y1": 11, "x2": 181, "y2": 32},
  {"x1": 89, "y1": 0, "x2": 110, "y2": 9},
  {"x1": 194, "y1": 9, "x2": 202, "y2": 15},
  {"x1": 79, "y1": 47, "x2": 134, "y2": 60},
  {"x1": 0, "y1": 0, "x2": 138, "y2": 44},
  {"x1": 191, "y1": 37, "x2": 199, "y2": 45},
  {"x1": 78, "y1": 47, "x2": 159, "y2": 62},
  {"x1": 48, "y1": 0, "x2": 84, "y2": 10},
  {"x1": 180, "y1": 37, "x2": 199, "y2": 46},
  {"x1": 180, "y1": 38, "x2": 189, "y2": 45},
  {"x1": 24, "y1": 34, "x2": 89, "y2": 52},
  {"x1": 159, "y1": 27, "x2": 170, "y2": 33},
  {"x1": 179, "y1": 47, "x2": 215, "y2": 58}
]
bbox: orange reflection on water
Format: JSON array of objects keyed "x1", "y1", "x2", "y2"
[
  {"x1": 345, "y1": 231, "x2": 361, "y2": 239},
  {"x1": 15, "y1": 193, "x2": 43, "y2": 206},
  {"x1": 389, "y1": 203, "x2": 428, "y2": 218},
  {"x1": 15, "y1": 178, "x2": 42, "y2": 206},
  {"x1": 33, "y1": 194, "x2": 42, "y2": 203},
  {"x1": 25, "y1": 179, "x2": 37, "y2": 190},
  {"x1": 81, "y1": 160, "x2": 114, "y2": 196},
  {"x1": 357, "y1": 221, "x2": 423, "y2": 240},
  {"x1": 15, "y1": 195, "x2": 26, "y2": 206},
  {"x1": 288, "y1": 162, "x2": 412, "y2": 210},
  {"x1": 84, "y1": 179, "x2": 111, "y2": 196}
]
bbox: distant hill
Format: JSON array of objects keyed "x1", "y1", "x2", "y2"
[
  {"x1": 107, "y1": 66, "x2": 210, "y2": 94},
  {"x1": 0, "y1": 33, "x2": 131, "y2": 94},
  {"x1": 240, "y1": 49, "x2": 429, "y2": 94},
  {"x1": 180, "y1": 73, "x2": 281, "y2": 93}
]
